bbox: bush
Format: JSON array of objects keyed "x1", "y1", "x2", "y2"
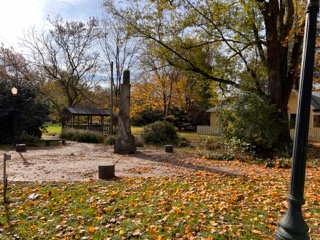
[
  {"x1": 217, "y1": 93, "x2": 281, "y2": 151},
  {"x1": 197, "y1": 136, "x2": 223, "y2": 151},
  {"x1": 140, "y1": 121, "x2": 178, "y2": 144},
  {"x1": 20, "y1": 132, "x2": 39, "y2": 143},
  {"x1": 60, "y1": 129, "x2": 105, "y2": 143},
  {"x1": 104, "y1": 135, "x2": 116, "y2": 145}
]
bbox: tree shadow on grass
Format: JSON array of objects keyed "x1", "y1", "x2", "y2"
[
  {"x1": 131, "y1": 150, "x2": 248, "y2": 179},
  {"x1": 17, "y1": 152, "x2": 31, "y2": 167}
]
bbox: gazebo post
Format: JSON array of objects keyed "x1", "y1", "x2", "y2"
[{"x1": 101, "y1": 116, "x2": 104, "y2": 133}]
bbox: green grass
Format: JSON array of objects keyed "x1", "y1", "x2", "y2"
[
  {"x1": 131, "y1": 126, "x2": 143, "y2": 138},
  {"x1": 1, "y1": 173, "x2": 319, "y2": 239},
  {"x1": 1, "y1": 125, "x2": 320, "y2": 238},
  {"x1": 0, "y1": 144, "x2": 12, "y2": 151},
  {"x1": 42, "y1": 124, "x2": 62, "y2": 138}
]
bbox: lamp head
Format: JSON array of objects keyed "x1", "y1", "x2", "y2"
[{"x1": 11, "y1": 87, "x2": 18, "y2": 95}]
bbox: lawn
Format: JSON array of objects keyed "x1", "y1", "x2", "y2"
[
  {"x1": 2, "y1": 125, "x2": 319, "y2": 239},
  {"x1": 1, "y1": 167, "x2": 320, "y2": 239},
  {"x1": 42, "y1": 124, "x2": 62, "y2": 138}
]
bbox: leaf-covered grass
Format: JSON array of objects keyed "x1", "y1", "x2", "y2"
[{"x1": 1, "y1": 169, "x2": 320, "y2": 239}]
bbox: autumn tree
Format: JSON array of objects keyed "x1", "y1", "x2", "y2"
[
  {"x1": 131, "y1": 79, "x2": 158, "y2": 115},
  {"x1": 21, "y1": 16, "x2": 101, "y2": 125},
  {"x1": 104, "y1": 0, "x2": 306, "y2": 148},
  {"x1": 140, "y1": 54, "x2": 179, "y2": 117},
  {"x1": 132, "y1": 41, "x2": 214, "y2": 125},
  {"x1": 131, "y1": 69, "x2": 213, "y2": 126},
  {"x1": 312, "y1": 22, "x2": 320, "y2": 86}
]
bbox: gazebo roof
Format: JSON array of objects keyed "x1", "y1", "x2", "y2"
[{"x1": 64, "y1": 107, "x2": 111, "y2": 116}]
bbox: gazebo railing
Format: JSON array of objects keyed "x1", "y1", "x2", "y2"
[{"x1": 65, "y1": 124, "x2": 116, "y2": 135}]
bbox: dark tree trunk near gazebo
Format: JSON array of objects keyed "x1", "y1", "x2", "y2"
[{"x1": 114, "y1": 70, "x2": 136, "y2": 154}]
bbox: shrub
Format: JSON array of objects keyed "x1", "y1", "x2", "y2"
[
  {"x1": 20, "y1": 132, "x2": 39, "y2": 143},
  {"x1": 135, "y1": 138, "x2": 144, "y2": 147},
  {"x1": 197, "y1": 136, "x2": 223, "y2": 151},
  {"x1": 178, "y1": 137, "x2": 191, "y2": 147},
  {"x1": 217, "y1": 93, "x2": 281, "y2": 151},
  {"x1": 104, "y1": 135, "x2": 116, "y2": 145},
  {"x1": 140, "y1": 121, "x2": 178, "y2": 144},
  {"x1": 60, "y1": 129, "x2": 105, "y2": 143}
]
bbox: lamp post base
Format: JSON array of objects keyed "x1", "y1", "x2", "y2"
[
  {"x1": 276, "y1": 227, "x2": 310, "y2": 240},
  {"x1": 275, "y1": 196, "x2": 309, "y2": 240}
]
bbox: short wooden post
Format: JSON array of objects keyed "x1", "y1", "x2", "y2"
[
  {"x1": 98, "y1": 165, "x2": 115, "y2": 179},
  {"x1": 165, "y1": 145, "x2": 174, "y2": 153},
  {"x1": 15, "y1": 144, "x2": 26, "y2": 152}
]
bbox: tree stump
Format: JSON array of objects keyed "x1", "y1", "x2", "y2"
[
  {"x1": 98, "y1": 165, "x2": 115, "y2": 179},
  {"x1": 16, "y1": 144, "x2": 26, "y2": 152},
  {"x1": 165, "y1": 145, "x2": 174, "y2": 153}
]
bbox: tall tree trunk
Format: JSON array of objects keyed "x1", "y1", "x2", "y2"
[
  {"x1": 114, "y1": 70, "x2": 136, "y2": 154},
  {"x1": 260, "y1": 0, "x2": 304, "y2": 148}
]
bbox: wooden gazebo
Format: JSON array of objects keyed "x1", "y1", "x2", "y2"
[{"x1": 64, "y1": 107, "x2": 113, "y2": 134}]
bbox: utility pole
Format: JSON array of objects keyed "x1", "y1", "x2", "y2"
[{"x1": 110, "y1": 61, "x2": 114, "y2": 134}]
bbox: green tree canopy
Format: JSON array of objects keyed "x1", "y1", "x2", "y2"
[
  {"x1": 0, "y1": 46, "x2": 49, "y2": 143},
  {"x1": 104, "y1": 0, "x2": 306, "y2": 148}
]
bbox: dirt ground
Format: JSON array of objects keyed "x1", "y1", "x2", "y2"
[{"x1": 0, "y1": 140, "x2": 258, "y2": 182}]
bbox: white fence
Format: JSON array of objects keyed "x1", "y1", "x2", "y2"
[
  {"x1": 197, "y1": 126, "x2": 217, "y2": 135},
  {"x1": 290, "y1": 128, "x2": 320, "y2": 142},
  {"x1": 198, "y1": 127, "x2": 320, "y2": 141}
]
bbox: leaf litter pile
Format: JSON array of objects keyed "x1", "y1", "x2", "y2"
[{"x1": 1, "y1": 159, "x2": 320, "y2": 239}]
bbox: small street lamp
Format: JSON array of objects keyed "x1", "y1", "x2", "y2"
[
  {"x1": 11, "y1": 87, "x2": 18, "y2": 95},
  {"x1": 275, "y1": 0, "x2": 319, "y2": 239},
  {"x1": 11, "y1": 87, "x2": 18, "y2": 148}
]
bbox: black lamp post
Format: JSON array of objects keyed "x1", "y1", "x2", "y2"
[
  {"x1": 275, "y1": 0, "x2": 319, "y2": 239},
  {"x1": 11, "y1": 87, "x2": 18, "y2": 148}
]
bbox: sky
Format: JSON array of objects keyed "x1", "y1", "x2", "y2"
[{"x1": 0, "y1": 0, "x2": 103, "y2": 48}]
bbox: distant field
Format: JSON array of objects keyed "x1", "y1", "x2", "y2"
[{"x1": 42, "y1": 124, "x2": 62, "y2": 137}]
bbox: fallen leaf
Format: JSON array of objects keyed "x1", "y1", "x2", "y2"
[
  {"x1": 132, "y1": 229, "x2": 141, "y2": 236},
  {"x1": 252, "y1": 229, "x2": 263, "y2": 235}
]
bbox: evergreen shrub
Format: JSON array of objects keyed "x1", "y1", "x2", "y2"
[
  {"x1": 60, "y1": 129, "x2": 105, "y2": 143},
  {"x1": 140, "y1": 121, "x2": 178, "y2": 144},
  {"x1": 217, "y1": 93, "x2": 281, "y2": 151}
]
